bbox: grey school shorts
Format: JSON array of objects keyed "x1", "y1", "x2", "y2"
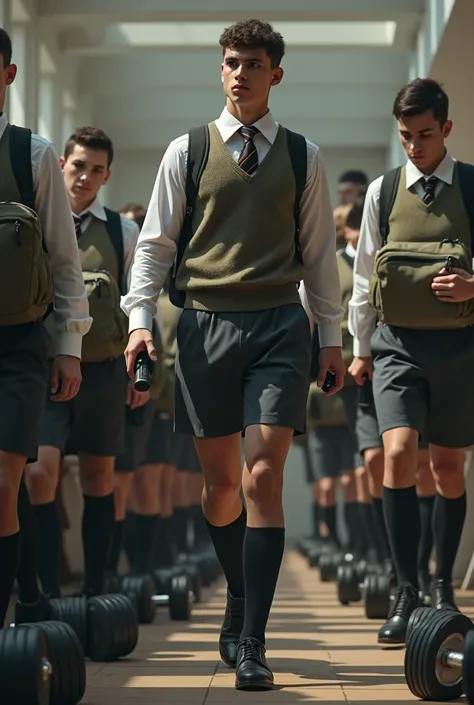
[
  {"x1": 174, "y1": 304, "x2": 312, "y2": 437},
  {"x1": 308, "y1": 425, "x2": 357, "y2": 480},
  {"x1": 39, "y1": 356, "x2": 128, "y2": 457},
  {"x1": 146, "y1": 411, "x2": 177, "y2": 466},
  {"x1": 371, "y1": 323, "x2": 474, "y2": 448},
  {"x1": 115, "y1": 401, "x2": 154, "y2": 472},
  {"x1": 0, "y1": 321, "x2": 49, "y2": 462},
  {"x1": 175, "y1": 433, "x2": 202, "y2": 473},
  {"x1": 339, "y1": 385, "x2": 364, "y2": 467}
]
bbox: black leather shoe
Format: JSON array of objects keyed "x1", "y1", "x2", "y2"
[
  {"x1": 377, "y1": 584, "x2": 421, "y2": 646},
  {"x1": 432, "y1": 579, "x2": 459, "y2": 611},
  {"x1": 235, "y1": 637, "x2": 274, "y2": 691},
  {"x1": 219, "y1": 591, "x2": 244, "y2": 667},
  {"x1": 15, "y1": 593, "x2": 51, "y2": 625}
]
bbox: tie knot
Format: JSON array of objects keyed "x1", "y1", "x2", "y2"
[
  {"x1": 239, "y1": 125, "x2": 259, "y2": 141},
  {"x1": 424, "y1": 176, "x2": 438, "y2": 188}
]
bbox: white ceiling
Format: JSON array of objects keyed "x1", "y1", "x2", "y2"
[{"x1": 35, "y1": 0, "x2": 426, "y2": 152}]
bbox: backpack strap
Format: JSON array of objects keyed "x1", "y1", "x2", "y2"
[
  {"x1": 169, "y1": 124, "x2": 210, "y2": 308},
  {"x1": 285, "y1": 128, "x2": 307, "y2": 264},
  {"x1": 103, "y1": 207, "x2": 125, "y2": 295},
  {"x1": 379, "y1": 166, "x2": 402, "y2": 245},
  {"x1": 9, "y1": 125, "x2": 35, "y2": 210},
  {"x1": 456, "y1": 161, "x2": 474, "y2": 250}
]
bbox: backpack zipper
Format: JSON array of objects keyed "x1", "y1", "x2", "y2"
[
  {"x1": 383, "y1": 253, "x2": 458, "y2": 272},
  {"x1": 1, "y1": 218, "x2": 22, "y2": 245}
]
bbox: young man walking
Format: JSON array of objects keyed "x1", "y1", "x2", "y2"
[
  {"x1": 122, "y1": 19, "x2": 344, "y2": 689},
  {"x1": 24, "y1": 127, "x2": 142, "y2": 603},
  {"x1": 349, "y1": 78, "x2": 472, "y2": 645},
  {"x1": 0, "y1": 28, "x2": 91, "y2": 627}
]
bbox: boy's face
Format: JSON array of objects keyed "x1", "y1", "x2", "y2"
[
  {"x1": 60, "y1": 144, "x2": 111, "y2": 207},
  {"x1": 221, "y1": 46, "x2": 283, "y2": 112},
  {"x1": 398, "y1": 110, "x2": 452, "y2": 173},
  {"x1": 338, "y1": 182, "x2": 364, "y2": 206}
]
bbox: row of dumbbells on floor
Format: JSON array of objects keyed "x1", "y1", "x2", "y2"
[{"x1": 0, "y1": 543, "x2": 222, "y2": 705}]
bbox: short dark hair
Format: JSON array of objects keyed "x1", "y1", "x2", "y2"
[
  {"x1": 119, "y1": 202, "x2": 147, "y2": 230},
  {"x1": 393, "y1": 78, "x2": 449, "y2": 126},
  {"x1": 64, "y1": 126, "x2": 114, "y2": 167},
  {"x1": 0, "y1": 28, "x2": 12, "y2": 67},
  {"x1": 346, "y1": 203, "x2": 363, "y2": 231},
  {"x1": 219, "y1": 19, "x2": 285, "y2": 68},
  {"x1": 338, "y1": 170, "x2": 368, "y2": 186}
]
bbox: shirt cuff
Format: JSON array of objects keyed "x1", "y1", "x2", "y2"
[
  {"x1": 353, "y1": 337, "x2": 372, "y2": 358},
  {"x1": 318, "y1": 323, "x2": 342, "y2": 348},
  {"x1": 55, "y1": 332, "x2": 83, "y2": 359},
  {"x1": 129, "y1": 307, "x2": 153, "y2": 333}
]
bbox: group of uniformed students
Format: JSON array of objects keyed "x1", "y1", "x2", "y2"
[{"x1": 1, "y1": 15, "x2": 473, "y2": 694}]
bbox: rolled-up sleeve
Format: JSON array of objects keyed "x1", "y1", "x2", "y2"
[
  {"x1": 33, "y1": 139, "x2": 92, "y2": 358},
  {"x1": 298, "y1": 144, "x2": 344, "y2": 347}
]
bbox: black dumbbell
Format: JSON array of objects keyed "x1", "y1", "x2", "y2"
[
  {"x1": 17, "y1": 621, "x2": 86, "y2": 705},
  {"x1": 337, "y1": 560, "x2": 383, "y2": 606},
  {"x1": 121, "y1": 574, "x2": 157, "y2": 624},
  {"x1": 153, "y1": 569, "x2": 193, "y2": 621},
  {"x1": 0, "y1": 626, "x2": 51, "y2": 705},
  {"x1": 405, "y1": 607, "x2": 474, "y2": 702},
  {"x1": 363, "y1": 573, "x2": 393, "y2": 620},
  {"x1": 319, "y1": 551, "x2": 348, "y2": 582},
  {"x1": 49, "y1": 593, "x2": 139, "y2": 661}
]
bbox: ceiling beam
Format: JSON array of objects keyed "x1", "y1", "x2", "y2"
[
  {"x1": 78, "y1": 49, "x2": 409, "y2": 95},
  {"x1": 97, "y1": 117, "x2": 392, "y2": 151},
  {"x1": 39, "y1": 0, "x2": 425, "y2": 21}
]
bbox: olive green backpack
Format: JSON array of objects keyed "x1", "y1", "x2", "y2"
[
  {"x1": 0, "y1": 126, "x2": 54, "y2": 326},
  {"x1": 80, "y1": 209, "x2": 130, "y2": 363},
  {"x1": 369, "y1": 162, "x2": 474, "y2": 329}
]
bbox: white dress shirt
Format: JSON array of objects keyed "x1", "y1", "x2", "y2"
[
  {"x1": 348, "y1": 152, "x2": 456, "y2": 357},
  {"x1": 121, "y1": 107, "x2": 343, "y2": 348},
  {"x1": 75, "y1": 198, "x2": 140, "y2": 292},
  {"x1": 0, "y1": 115, "x2": 92, "y2": 358}
]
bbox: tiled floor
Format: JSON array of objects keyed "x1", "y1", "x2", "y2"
[{"x1": 82, "y1": 551, "x2": 473, "y2": 704}]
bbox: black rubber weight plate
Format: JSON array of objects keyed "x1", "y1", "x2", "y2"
[
  {"x1": 18, "y1": 621, "x2": 86, "y2": 705},
  {"x1": 364, "y1": 574, "x2": 390, "y2": 620},
  {"x1": 49, "y1": 596, "x2": 88, "y2": 651},
  {"x1": 406, "y1": 606, "x2": 436, "y2": 645},
  {"x1": 337, "y1": 564, "x2": 360, "y2": 604},
  {"x1": 405, "y1": 608, "x2": 473, "y2": 701},
  {"x1": 463, "y1": 629, "x2": 474, "y2": 704},
  {"x1": 0, "y1": 626, "x2": 50, "y2": 705},
  {"x1": 121, "y1": 575, "x2": 156, "y2": 624},
  {"x1": 87, "y1": 594, "x2": 139, "y2": 661},
  {"x1": 169, "y1": 574, "x2": 192, "y2": 621}
]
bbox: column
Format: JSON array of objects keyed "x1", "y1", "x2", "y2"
[
  {"x1": 38, "y1": 74, "x2": 54, "y2": 142},
  {"x1": 9, "y1": 23, "x2": 27, "y2": 126}
]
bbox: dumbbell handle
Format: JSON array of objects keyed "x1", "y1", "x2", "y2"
[{"x1": 441, "y1": 649, "x2": 463, "y2": 669}]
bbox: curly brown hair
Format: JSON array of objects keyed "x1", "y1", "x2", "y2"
[{"x1": 219, "y1": 19, "x2": 285, "y2": 68}]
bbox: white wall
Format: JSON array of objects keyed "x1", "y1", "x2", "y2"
[{"x1": 104, "y1": 146, "x2": 387, "y2": 211}]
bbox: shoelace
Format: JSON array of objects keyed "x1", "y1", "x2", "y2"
[{"x1": 239, "y1": 637, "x2": 265, "y2": 662}]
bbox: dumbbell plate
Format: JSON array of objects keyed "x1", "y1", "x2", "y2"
[
  {"x1": 0, "y1": 626, "x2": 51, "y2": 705},
  {"x1": 463, "y1": 629, "x2": 474, "y2": 704},
  {"x1": 121, "y1": 574, "x2": 157, "y2": 624},
  {"x1": 169, "y1": 574, "x2": 193, "y2": 621},
  {"x1": 337, "y1": 564, "x2": 361, "y2": 605},
  {"x1": 364, "y1": 573, "x2": 391, "y2": 620},
  {"x1": 405, "y1": 608, "x2": 474, "y2": 701}
]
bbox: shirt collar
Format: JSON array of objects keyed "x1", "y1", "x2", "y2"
[
  {"x1": 214, "y1": 107, "x2": 279, "y2": 145},
  {"x1": 77, "y1": 197, "x2": 107, "y2": 221},
  {"x1": 405, "y1": 151, "x2": 456, "y2": 189},
  {"x1": 0, "y1": 113, "x2": 8, "y2": 141}
]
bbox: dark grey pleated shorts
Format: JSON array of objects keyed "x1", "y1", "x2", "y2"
[
  {"x1": 174, "y1": 433, "x2": 202, "y2": 473},
  {"x1": 146, "y1": 411, "x2": 176, "y2": 466},
  {"x1": 371, "y1": 323, "x2": 474, "y2": 448},
  {"x1": 115, "y1": 400, "x2": 155, "y2": 472},
  {"x1": 340, "y1": 386, "x2": 364, "y2": 467},
  {"x1": 308, "y1": 426, "x2": 356, "y2": 479},
  {"x1": 39, "y1": 356, "x2": 128, "y2": 457},
  {"x1": 0, "y1": 320, "x2": 49, "y2": 462},
  {"x1": 174, "y1": 304, "x2": 312, "y2": 437}
]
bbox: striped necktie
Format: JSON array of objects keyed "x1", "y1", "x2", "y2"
[
  {"x1": 73, "y1": 212, "x2": 89, "y2": 238},
  {"x1": 422, "y1": 176, "x2": 438, "y2": 205},
  {"x1": 238, "y1": 126, "x2": 259, "y2": 175}
]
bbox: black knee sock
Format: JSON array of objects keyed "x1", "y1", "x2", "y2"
[
  {"x1": 358, "y1": 502, "x2": 377, "y2": 556},
  {"x1": 311, "y1": 501, "x2": 321, "y2": 539},
  {"x1": 343, "y1": 502, "x2": 360, "y2": 552},
  {"x1": 417, "y1": 495, "x2": 435, "y2": 576},
  {"x1": 82, "y1": 493, "x2": 115, "y2": 596},
  {"x1": 17, "y1": 479, "x2": 41, "y2": 604},
  {"x1": 107, "y1": 520, "x2": 124, "y2": 575},
  {"x1": 372, "y1": 497, "x2": 391, "y2": 561},
  {"x1": 172, "y1": 507, "x2": 190, "y2": 554},
  {"x1": 33, "y1": 501, "x2": 61, "y2": 597},
  {"x1": 0, "y1": 532, "x2": 20, "y2": 628},
  {"x1": 206, "y1": 509, "x2": 246, "y2": 598},
  {"x1": 240, "y1": 527, "x2": 285, "y2": 644},
  {"x1": 321, "y1": 505, "x2": 340, "y2": 548},
  {"x1": 122, "y1": 512, "x2": 136, "y2": 569},
  {"x1": 383, "y1": 486, "x2": 420, "y2": 588},
  {"x1": 191, "y1": 504, "x2": 209, "y2": 546},
  {"x1": 153, "y1": 516, "x2": 176, "y2": 567},
  {"x1": 132, "y1": 514, "x2": 158, "y2": 574},
  {"x1": 433, "y1": 493, "x2": 467, "y2": 582}
]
